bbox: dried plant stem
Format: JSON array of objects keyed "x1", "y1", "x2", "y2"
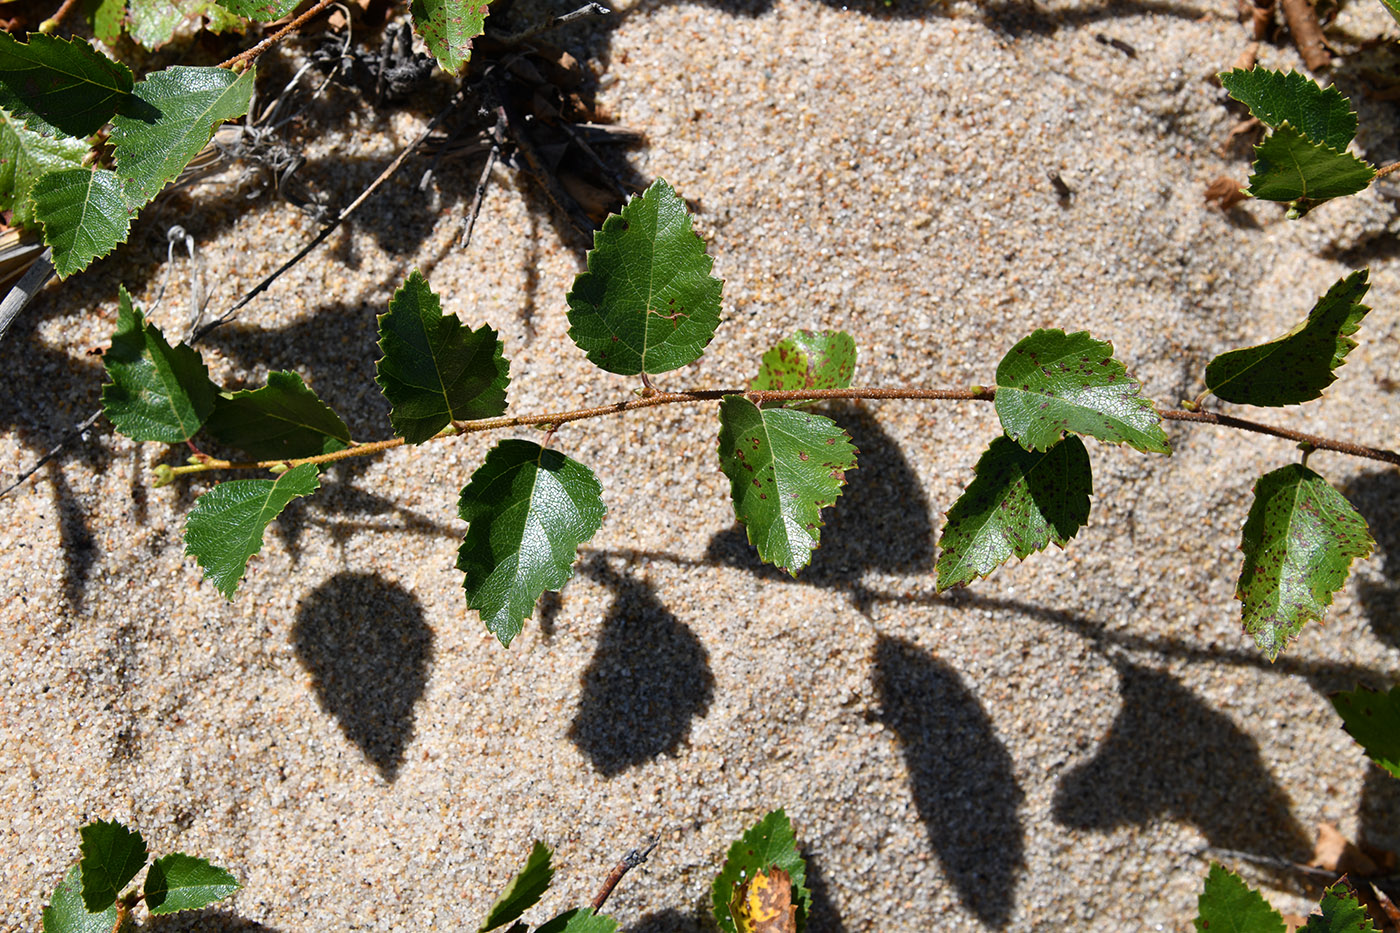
[
  {"x1": 1280, "y1": 0, "x2": 1330, "y2": 70},
  {"x1": 219, "y1": 0, "x2": 339, "y2": 71},
  {"x1": 158, "y1": 386, "x2": 1400, "y2": 480}
]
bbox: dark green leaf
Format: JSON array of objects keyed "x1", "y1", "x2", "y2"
[
  {"x1": 205, "y1": 371, "x2": 351, "y2": 460},
  {"x1": 1206, "y1": 270, "x2": 1370, "y2": 407},
  {"x1": 212, "y1": 0, "x2": 300, "y2": 21},
  {"x1": 102, "y1": 287, "x2": 217, "y2": 443},
  {"x1": 716, "y1": 395, "x2": 858, "y2": 575},
  {"x1": 936, "y1": 435, "x2": 1092, "y2": 590},
  {"x1": 0, "y1": 31, "x2": 133, "y2": 138},
  {"x1": 376, "y1": 270, "x2": 511, "y2": 444},
  {"x1": 1246, "y1": 124, "x2": 1375, "y2": 215},
  {"x1": 1238, "y1": 464, "x2": 1374, "y2": 659},
  {"x1": 1302, "y1": 881, "x2": 1379, "y2": 933},
  {"x1": 1193, "y1": 864, "x2": 1285, "y2": 933},
  {"x1": 31, "y1": 166, "x2": 133, "y2": 277},
  {"x1": 1218, "y1": 68, "x2": 1358, "y2": 150},
  {"x1": 711, "y1": 810, "x2": 810, "y2": 933},
  {"x1": 411, "y1": 0, "x2": 488, "y2": 74},
  {"x1": 567, "y1": 179, "x2": 724, "y2": 377},
  {"x1": 994, "y1": 329, "x2": 1170, "y2": 454},
  {"x1": 0, "y1": 110, "x2": 89, "y2": 228},
  {"x1": 479, "y1": 841, "x2": 553, "y2": 933},
  {"x1": 1332, "y1": 685, "x2": 1400, "y2": 780},
  {"x1": 536, "y1": 909, "x2": 618, "y2": 933},
  {"x1": 43, "y1": 865, "x2": 120, "y2": 933},
  {"x1": 457, "y1": 440, "x2": 606, "y2": 647},
  {"x1": 184, "y1": 463, "x2": 321, "y2": 599},
  {"x1": 79, "y1": 820, "x2": 147, "y2": 912},
  {"x1": 749, "y1": 330, "x2": 857, "y2": 404},
  {"x1": 111, "y1": 65, "x2": 255, "y2": 208},
  {"x1": 144, "y1": 853, "x2": 239, "y2": 914}
]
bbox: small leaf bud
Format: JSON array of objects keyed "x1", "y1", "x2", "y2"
[{"x1": 152, "y1": 464, "x2": 176, "y2": 488}]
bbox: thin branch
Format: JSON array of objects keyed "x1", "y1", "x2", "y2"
[
  {"x1": 40, "y1": 0, "x2": 81, "y2": 30},
  {"x1": 0, "y1": 247, "x2": 54, "y2": 346},
  {"x1": 194, "y1": 89, "x2": 467, "y2": 342},
  {"x1": 1375, "y1": 161, "x2": 1400, "y2": 180},
  {"x1": 460, "y1": 108, "x2": 507, "y2": 249},
  {"x1": 1160, "y1": 408, "x2": 1400, "y2": 465},
  {"x1": 219, "y1": 0, "x2": 339, "y2": 71},
  {"x1": 591, "y1": 837, "x2": 659, "y2": 912},
  {"x1": 0, "y1": 410, "x2": 101, "y2": 500},
  {"x1": 498, "y1": 2, "x2": 611, "y2": 45}
]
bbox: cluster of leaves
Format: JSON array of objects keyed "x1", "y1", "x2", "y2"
[
  {"x1": 43, "y1": 820, "x2": 238, "y2": 933},
  {"x1": 0, "y1": 0, "x2": 488, "y2": 278},
  {"x1": 102, "y1": 177, "x2": 1378, "y2": 659},
  {"x1": 1219, "y1": 67, "x2": 1380, "y2": 219},
  {"x1": 46, "y1": 810, "x2": 812, "y2": 933}
]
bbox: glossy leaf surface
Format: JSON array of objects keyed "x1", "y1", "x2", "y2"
[
  {"x1": 0, "y1": 31, "x2": 132, "y2": 137},
  {"x1": 184, "y1": 463, "x2": 321, "y2": 598},
  {"x1": 712, "y1": 810, "x2": 810, "y2": 933},
  {"x1": 205, "y1": 371, "x2": 352, "y2": 460},
  {"x1": 1238, "y1": 464, "x2": 1374, "y2": 659},
  {"x1": 457, "y1": 440, "x2": 606, "y2": 647},
  {"x1": 535, "y1": 909, "x2": 618, "y2": 933},
  {"x1": 79, "y1": 820, "x2": 147, "y2": 912},
  {"x1": 479, "y1": 841, "x2": 553, "y2": 933},
  {"x1": 1332, "y1": 685, "x2": 1400, "y2": 780},
  {"x1": 212, "y1": 0, "x2": 300, "y2": 20},
  {"x1": 936, "y1": 435, "x2": 1091, "y2": 589},
  {"x1": 1206, "y1": 271, "x2": 1370, "y2": 406},
  {"x1": 749, "y1": 330, "x2": 857, "y2": 400},
  {"x1": 1246, "y1": 124, "x2": 1375, "y2": 212},
  {"x1": 102, "y1": 288, "x2": 216, "y2": 443},
  {"x1": 1219, "y1": 68, "x2": 1357, "y2": 149},
  {"x1": 376, "y1": 270, "x2": 510, "y2": 444},
  {"x1": 145, "y1": 853, "x2": 239, "y2": 914},
  {"x1": 0, "y1": 111, "x2": 89, "y2": 228},
  {"x1": 567, "y1": 179, "x2": 723, "y2": 376},
  {"x1": 994, "y1": 329, "x2": 1169, "y2": 454},
  {"x1": 1302, "y1": 882, "x2": 1378, "y2": 932},
  {"x1": 716, "y1": 396, "x2": 857, "y2": 575},
  {"x1": 42, "y1": 865, "x2": 118, "y2": 933},
  {"x1": 31, "y1": 167, "x2": 133, "y2": 277},
  {"x1": 111, "y1": 65, "x2": 255, "y2": 208},
  {"x1": 411, "y1": 0, "x2": 488, "y2": 74}
]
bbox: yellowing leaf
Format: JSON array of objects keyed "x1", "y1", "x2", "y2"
[{"x1": 729, "y1": 867, "x2": 797, "y2": 933}]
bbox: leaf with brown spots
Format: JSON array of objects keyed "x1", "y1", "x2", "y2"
[
  {"x1": 730, "y1": 868, "x2": 797, "y2": 933},
  {"x1": 994, "y1": 329, "x2": 1170, "y2": 455},
  {"x1": 711, "y1": 810, "x2": 810, "y2": 933},
  {"x1": 749, "y1": 330, "x2": 857, "y2": 405},
  {"x1": 410, "y1": 0, "x2": 488, "y2": 74},
  {"x1": 1206, "y1": 271, "x2": 1370, "y2": 408},
  {"x1": 716, "y1": 396, "x2": 857, "y2": 575},
  {"x1": 1237, "y1": 464, "x2": 1374, "y2": 660}
]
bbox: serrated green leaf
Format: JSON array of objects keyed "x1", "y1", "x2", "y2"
[
  {"x1": 1332, "y1": 685, "x2": 1400, "y2": 779},
  {"x1": 479, "y1": 841, "x2": 553, "y2": 933},
  {"x1": 1302, "y1": 881, "x2": 1379, "y2": 933},
  {"x1": 749, "y1": 330, "x2": 857, "y2": 406},
  {"x1": 0, "y1": 110, "x2": 89, "y2": 229},
  {"x1": 111, "y1": 65, "x2": 255, "y2": 208},
  {"x1": 536, "y1": 909, "x2": 618, "y2": 933},
  {"x1": 567, "y1": 178, "x2": 723, "y2": 377},
  {"x1": 126, "y1": 0, "x2": 188, "y2": 49},
  {"x1": 184, "y1": 463, "x2": 321, "y2": 599},
  {"x1": 1219, "y1": 68, "x2": 1358, "y2": 150},
  {"x1": 30, "y1": 166, "x2": 134, "y2": 277},
  {"x1": 993, "y1": 329, "x2": 1170, "y2": 455},
  {"x1": 79, "y1": 820, "x2": 147, "y2": 912},
  {"x1": 0, "y1": 31, "x2": 133, "y2": 138},
  {"x1": 1193, "y1": 864, "x2": 1286, "y2": 933},
  {"x1": 205, "y1": 371, "x2": 351, "y2": 460},
  {"x1": 84, "y1": 0, "x2": 128, "y2": 45},
  {"x1": 936, "y1": 435, "x2": 1091, "y2": 590},
  {"x1": 457, "y1": 440, "x2": 606, "y2": 647},
  {"x1": 101, "y1": 288, "x2": 217, "y2": 443},
  {"x1": 1238, "y1": 464, "x2": 1374, "y2": 659},
  {"x1": 1246, "y1": 124, "x2": 1376, "y2": 214},
  {"x1": 711, "y1": 810, "x2": 810, "y2": 933},
  {"x1": 43, "y1": 865, "x2": 121, "y2": 933},
  {"x1": 1381, "y1": 0, "x2": 1400, "y2": 25},
  {"x1": 716, "y1": 396, "x2": 858, "y2": 575},
  {"x1": 1206, "y1": 270, "x2": 1370, "y2": 407},
  {"x1": 411, "y1": 0, "x2": 487, "y2": 74},
  {"x1": 375, "y1": 270, "x2": 510, "y2": 444},
  {"x1": 144, "y1": 852, "x2": 239, "y2": 914},
  {"x1": 212, "y1": 0, "x2": 299, "y2": 21}
]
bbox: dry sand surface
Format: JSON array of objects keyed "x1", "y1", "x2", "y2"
[{"x1": 3, "y1": 0, "x2": 1400, "y2": 929}]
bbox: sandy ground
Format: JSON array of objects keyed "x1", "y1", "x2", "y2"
[{"x1": 3, "y1": 0, "x2": 1400, "y2": 929}]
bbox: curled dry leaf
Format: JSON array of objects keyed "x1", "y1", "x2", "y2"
[{"x1": 730, "y1": 867, "x2": 797, "y2": 933}]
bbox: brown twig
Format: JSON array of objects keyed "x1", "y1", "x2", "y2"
[
  {"x1": 1280, "y1": 0, "x2": 1331, "y2": 70},
  {"x1": 591, "y1": 838, "x2": 658, "y2": 912},
  {"x1": 1161, "y1": 408, "x2": 1400, "y2": 465},
  {"x1": 1375, "y1": 162, "x2": 1400, "y2": 180},
  {"x1": 460, "y1": 108, "x2": 507, "y2": 249},
  {"x1": 40, "y1": 0, "x2": 81, "y2": 30},
  {"x1": 219, "y1": 0, "x2": 339, "y2": 71}
]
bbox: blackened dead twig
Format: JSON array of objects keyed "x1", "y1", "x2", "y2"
[
  {"x1": 0, "y1": 410, "x2": 100, "y2": 501},
  {"x1": 461, "y1": 108, "x2": 508, "y2": 249},
  {"x1": 590, "y1": 838, "x2": 659, "y2": 912},
  {"x1": 1047, "y1": 170, "x2": 1073, "y2": 198},
  {"x1": 499, "y1": 2, "x2": 611, "y2": 45},
  {"x1": 1094, "y1": 33, "x2": 1137, "y2": 57}
]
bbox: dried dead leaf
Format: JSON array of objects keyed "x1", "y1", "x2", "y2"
[{"x1": 730, "y1": 866, "x2": 797, "y2": 933}]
